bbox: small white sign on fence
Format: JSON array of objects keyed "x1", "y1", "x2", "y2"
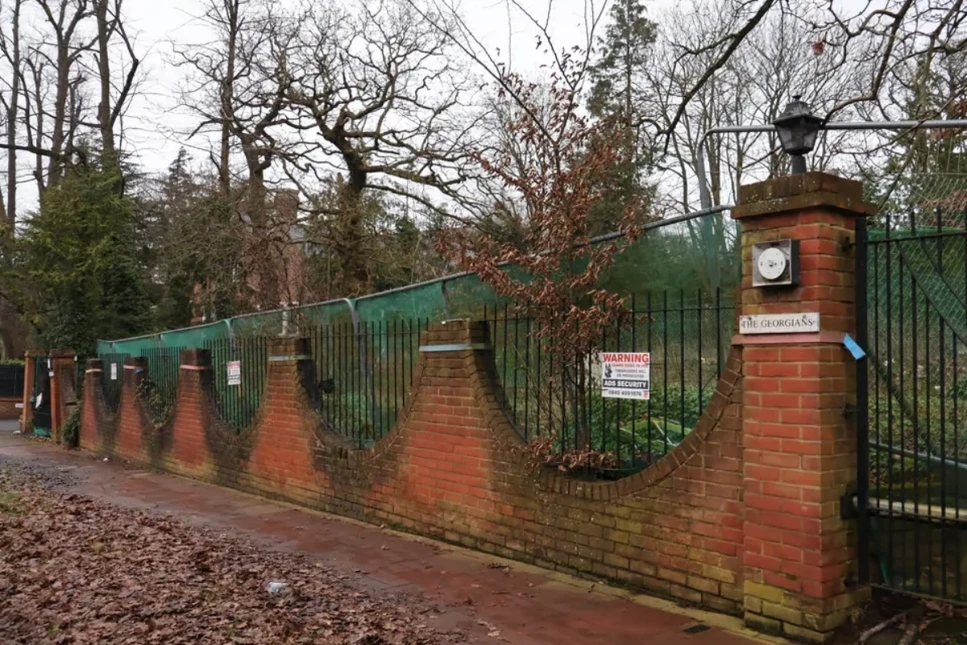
[
  {"x1": 110, "y1": 363, "x2": 118, "y2": 381},
  {"x1": 600, "y1": 352, "x2": 651, "y2": 400},
  {"x1": 226, "y1": 361, "x2": 242, "y2": 386}
]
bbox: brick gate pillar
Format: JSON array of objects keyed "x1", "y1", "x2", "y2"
[
  {"x1": 49, "y1": 349, "x2": 76, "y2": 442},
  {"x1": 732, "y1": 173, "x2": 873, "y2": 641}
]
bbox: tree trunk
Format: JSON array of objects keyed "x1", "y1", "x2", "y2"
[
  {"x1": 5, "y1": 0, "x2": 22, "y2": 228},
  {"x1": 219, "y1": 0, "x2": 239, "y2": 199},
  {"x1": 47, "y1": 43, "x2": 71, "y2": 187},
  {"x1": 336, "y1": 180, "x2": 371, "y2": 295},
  {"x1": 95, "y1": 0, "x2": 116, "y2": 164},
  {"x1": 30, "y1": 63, "x2": 44, "y2": 195}
]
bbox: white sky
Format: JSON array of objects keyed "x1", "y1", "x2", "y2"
[{"x1": 115, "y1": 0, "x2": 644, "y2": 185}]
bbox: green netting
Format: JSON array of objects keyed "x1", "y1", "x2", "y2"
[{"x1": 98, "y1": 209, "x2": 740, "y2": 355}]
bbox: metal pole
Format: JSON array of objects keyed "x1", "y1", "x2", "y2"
[
  {"x1": 855, "y1": 216, "x2": 870, "y2": 584},
  {"x1": 696, "y1": 119, "x2": 967, "y2": 210}
]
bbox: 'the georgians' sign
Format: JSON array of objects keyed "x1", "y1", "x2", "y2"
[{"x1": 739, "y1": 313, "x2": 820, "y2": 335}]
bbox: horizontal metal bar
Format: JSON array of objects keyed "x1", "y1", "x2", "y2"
[
  {"x1": 868, "y1": 230, "x2": 967, "y2": 244},
  {"x1": 870, "y1": 441, "x2": 967, "y2": 472},
  {"x1": 852, "y1": 495, "x2": 967, "y2": 524},
  {"x1": 697, "y1": 118, "x2": 967, "y2": 209},
  {"x1": 268, "y1": 354, "x2": 312, "y2": 362},
  {"x1": 419, "y1": 343, "x2": 489, "y2": 353}
]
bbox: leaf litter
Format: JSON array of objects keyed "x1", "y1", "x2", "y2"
[{"x1": 0, "y1": 468, "x2": 466, "y2": 644}]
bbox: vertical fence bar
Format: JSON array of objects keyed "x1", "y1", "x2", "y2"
[
  {"x1": 663, "y1": 290, "x2": 669, "y2": 456},
  {"x1": 647, "y1": 292, "x2": 653, "y2": 461},
  {"x1": 535, "y1": 317, "x2": 542, "y2": 441},
  {"x1": 924, "y1": 297, "x2": 932, "y2": 594},
  {"x1": 898, "y1": 233, "x2": 907, "y2": 583},
  {"x1": 940, "y1": 316, "x2": 948, "y2": 598},
  {"x1": 512, "y1": 314, "x2": 520, "y2": 428},
  {"x1": 392, "y1": 319, "x2": 399, "y2": 423},
  {"x1": 679, "y1": 290, "x2": 685, "y2": 440},
  {"x1": 524, "y1": 316, "x2": 532, "y2": 441},
  {"x1": 887, "y1": 212, "x2": 896, "y2": 576},
  {"x1": 698, "y1": 289, "x2": 704, "y2": 411},
  {"x1": 911, "y1": 277, "x2": 920, "y2": 593},
  {"x1": 630, "y1": 294, "x2": 638, "y2": 468},
  {"x1": 856, "y1": 215, "x2": 870, "y2": 585},
  {"x1": 715, "y1": 287, "x2": 723, "y2": 377},
  {"x1": 873, "y1": 232, "x2": 882, "y2": 580}
]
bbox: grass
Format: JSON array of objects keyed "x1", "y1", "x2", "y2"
[{"x1": 0, "y1": 490, "x2": 23, "y2": 514}]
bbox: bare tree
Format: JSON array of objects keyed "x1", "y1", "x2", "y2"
[
  {"x1": 93, "y1": 0, "x2": 139, "y2": 166},
  {"x1": 176, "y1": 0, "x2": 297, "y2": 211},
  {"x1": 33, "y1": 0, "x2": 98, "y2": 186},
  {"x1": 282, "y1": 0, "x2": 474, "y2": 294},
  {"x1": 637, "y1": 0, "x2": 860, "y2": 213},
  {"x1": 0, "y1": 0, "x2": 24, "y2": 226}
]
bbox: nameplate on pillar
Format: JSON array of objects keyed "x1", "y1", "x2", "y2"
[{"x1": 739, "y1": 312, "x2": 820, "y2": 335}]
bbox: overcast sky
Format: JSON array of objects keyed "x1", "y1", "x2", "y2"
[{"x1": 115, "y1": 0, "x2": 631, "y2": 183}]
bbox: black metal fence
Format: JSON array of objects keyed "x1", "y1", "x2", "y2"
[
  {"x1": 140, "y1": 347, "x2": 185, "y2": 424},
  {"x1": 485, "y1": 289, "x2": 735, "y2": 478},
  {"x1": 203, "y1": 337, "x2": 269, "y2": 432},
  {"x1": 860, "y1": 208, "x2": 967, "y2": 601},
  {"x1": 31, "y1": 356, "x2": 51, "y2": 435},
  {"x1": 98, "y1": 353, "x2": 128, "y2": 413},
  {"x1": 0, "y1": 364, "x2": 24, "y2": 398},
  {"x1": 307, "y1": 320, "x2": 426, "y2": 447}
]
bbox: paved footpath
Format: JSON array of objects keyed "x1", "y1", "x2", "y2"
[{"x1": 0, "y1": 429, "x2": 776, "y2": 645}]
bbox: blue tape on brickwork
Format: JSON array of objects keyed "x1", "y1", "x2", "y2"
[{"x1": 843, "y1": 334, "x2": 866, "y2": 360}]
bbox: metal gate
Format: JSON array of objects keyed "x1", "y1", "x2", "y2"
[
  {"x1": 31, "y1": 355, "x2": 52, "y2": 437},
  {"x1": 858, "y1": 209, "x2": 967, "y2": 601}
]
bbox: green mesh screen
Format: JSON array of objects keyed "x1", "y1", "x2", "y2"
[{"x1": 98, "y1": 208, "x2": 740, "y2": 355}]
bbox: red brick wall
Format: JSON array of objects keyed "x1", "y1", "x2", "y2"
[
  {"x1": 80, "y1": 322, "x2": 747, "y2": 614},
  {"x1": 0, "y1": 396, "x2": 20, "y2": 420}
]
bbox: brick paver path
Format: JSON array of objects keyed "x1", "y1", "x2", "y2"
[{"x1": 0, "y1": 429, "x2": 771, "y2": 645}]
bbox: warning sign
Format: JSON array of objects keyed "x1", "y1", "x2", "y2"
[
  {"x1": 226, "y1": 361, "x2": 242, "y2": 386},
  {"x1": 600, "y1": 352, "x2": 650, "y2": 400}
]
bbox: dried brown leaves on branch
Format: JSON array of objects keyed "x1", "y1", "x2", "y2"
[
  {"x1": 443, "y1": 56, "x2": 640, "y2": 363},
  {"x1": 0, "y1": 472, "x2": 460, "y2": 644}
]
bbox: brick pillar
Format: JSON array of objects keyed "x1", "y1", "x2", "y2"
[
  {"x1": 733, "y1": 173, "x2": 873, "y2": 641},
  {"x1": 244, "y1": 336, "x2": 320, "y2": 498},
  {"x1": 49, "y1": 349, "x2": 76, "y2": 442},
  {"x1": 20, "y1": 351, "x2": 34, "y2": 432},
  {"x1": 170, "y1": 348, "x2": 212, "y2": 472},
  {"x1": 117, "y1": 356, "x2": 147, "y2": 459}
]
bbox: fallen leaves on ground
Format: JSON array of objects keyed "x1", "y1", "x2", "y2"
[{"x1": 0, "y1": 469, "x2": 463, "y2": 644}]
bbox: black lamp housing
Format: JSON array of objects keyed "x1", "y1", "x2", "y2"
[{"x1": 773, "y1": 95, "x2": 824, "y2": 174}]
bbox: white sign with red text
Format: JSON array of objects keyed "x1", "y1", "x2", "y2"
[
  {"x1": 226, "y1": 361, "x2": 242, "y2": 386},
  {"x1": 600, "y1": 352, "x2": 650, "y2": 400}
]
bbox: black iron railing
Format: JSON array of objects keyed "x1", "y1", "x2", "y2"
[
  {"x1": 204, "y1": 337, "x2": 269, "y2": 432},
  {"x1": 0, "y1": 364, "x2": 24, "y2": 398},
  {"x1": 140, "y1": 347, "x2": 185, "y2": 424},
  {"x1": 308, "y1": 319, "x2": 426, "y2": 447},
  {"x1": 98, "y1": 353, "x2": 128, "y2": 413},
  {"x1": 862, "y1": 208, "x2": 967, "y2": 600},
  {"x1": 485, "y1": 289, "x2": 735, "y2": 478}
]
